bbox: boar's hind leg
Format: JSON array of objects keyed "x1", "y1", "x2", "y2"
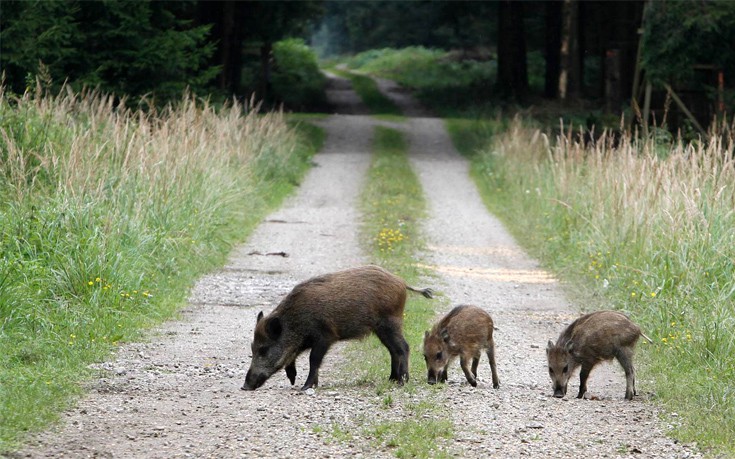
[
  {"x1": 471, "y1": 354, "x2": 480, "y2": 379},
  {"x1": 375, "y1": 319, "x2": 410, "y2": 384},
  {"x1": 486, "y1": 344, "x2": 500, "y2": 389},
  {"x1": 615, "y1": 348, "x2": 636, "y2": 400},
  {"x1": 301, "y1": 340, "x2": 330, "y2": 391}
]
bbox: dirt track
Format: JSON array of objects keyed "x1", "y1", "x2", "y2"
[{"x1": 17, "y1": 75, "x2": 700, "y2": 458}]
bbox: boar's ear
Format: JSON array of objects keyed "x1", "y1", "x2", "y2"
[
  {"x1": 565, "y1": 341, "x2": 574, "y2": 354},
  {"x1": 265, "y1": 316, "x2": 283, "y2": 340},
  {"x1": 440, "y1": 328, "x2": 450, "y2": 343},
  {"x1": 256, "y1": 311, "x2": 264, "y2": 323},
  {"x1": 546, "y1": 340, "x2": 555, "y2": 350},
  {"x1": 424, "y1": 330, "x2": 430, "y2": 339}
]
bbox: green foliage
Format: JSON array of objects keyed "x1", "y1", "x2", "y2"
[
  {"x1": 0, "y1": 1, "x2": 217, "y2": 102},
  {"x1": 642, "y1": 1, "x2": 735, "y2": 85},
  {"x1": 0, "y1": 1, "x2": 78, "y2": 92},
  {"x1": 453, "y1": 119, "x2": 735, "y2": 456},
  {"x1": 311, "y1": 1, "x2": 496, "y2": 57},
  {"x1": 342, "y1": 47, "x2": 496, "y2": 117},
  {"x1": 271, "y1": 39, "x2": 327, "y2": 111},
  {"x1": 0, "y1": 88, "x2": 318, "y2": 451}
]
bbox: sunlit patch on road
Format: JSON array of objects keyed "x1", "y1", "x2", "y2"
[{"x1": 415, "y1": 262, "x2": 557, "y2": 284}]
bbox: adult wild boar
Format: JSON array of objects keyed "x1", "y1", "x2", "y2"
[
  {"x1": 423, "y1": 305, "x2": 500, "y2": 388},
  {"x1": 242, "y1": 265, "x2": 433, "y2": 391},
  {"x1": 546, "y1": 310, "x2": 652, "y2": 400}
]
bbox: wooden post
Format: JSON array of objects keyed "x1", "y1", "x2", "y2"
[
  {"x1": 642, "y1": 81, "x2": 652, "y2": 137},
  {"x1": 663, "y1": 83, "x2": 707, "y2": 137},
  {"x1": 717, "y1": 70, "x2": 725, "y2": 117}
]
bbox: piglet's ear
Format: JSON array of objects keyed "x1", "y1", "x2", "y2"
[
  {"x1": 440, "y1": 328, "x2": 450, "y2": 343},
  {"x1": 256, "y1": 311, "x2": 264, "y2": 323},
  {"x1": 265, "y1": 316, "x2": 283, "y2": 340},
  {"x1": 546, "y1": 340, "x2": 555, "y2": 350}
]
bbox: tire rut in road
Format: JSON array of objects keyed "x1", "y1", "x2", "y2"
[
  {"x1": 18, "y1": 78, "x2": 402, "y2": 459},
  {"x1": 400, "y1": 114, "x2": 699, "y2": 458}
]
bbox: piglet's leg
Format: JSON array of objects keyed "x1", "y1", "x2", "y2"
[
  {"x1": 460, "y1": 355, "x2": 477, "y2": 387},
  {"x1": 616, "y1": 348, "x2": 636, "y2": 401},
  {"x1": 577, "y1": 364, "x2": 592, "y2": 399}
]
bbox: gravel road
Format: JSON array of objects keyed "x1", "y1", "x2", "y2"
[{"x1": 16, "y1": 75, "x2": 701, "y2": 458}]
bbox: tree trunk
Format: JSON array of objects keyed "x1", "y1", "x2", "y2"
[
  {"x1": 259, "y1": 41, "x2": 272, "y2": 103},
  {"x1": 196, "y1": 1, "x2": 244, "y2": 95},
  {"x1": 559, "y1": 0, "x2": 581, "y2": 100},
  {"x1": 544, "y1": 1, "x2": 562, "y2": 98},
  {"x1": 497, "y1": 0, "x2": 528, "y2": 100}
]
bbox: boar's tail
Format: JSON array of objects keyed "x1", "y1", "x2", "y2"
[
  {"x1": 640, "y1": 332, "x2": 654, "y2": 344},
  {"x1": 407, "y1": 286, "x2": 434, "y2": 299}
]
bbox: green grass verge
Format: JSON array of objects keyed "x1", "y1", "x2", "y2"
[
  {"x1": 344, "y1": 126, "x2": 453, "y2": 458},
  {"x1": 0, "y1": 90, "x2": 323, "y2": 452},
  {"x1": 341, "y1": 47, "x2": 497, "y2": 118},
  {"x1": 447, "y1": 118, "x2": 735, "y2": 457},
  {"x1": 329, "y1": 68, "x2": 403, "y2": 119}
]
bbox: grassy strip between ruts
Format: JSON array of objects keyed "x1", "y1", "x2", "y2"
[
  {"x1": 328, "y1": 68, "x2": 404, "y2": 120},
  {"x1": 343, "y1": 125, "x2": 453, "y2": 458},
  {"x1": 0, "y1": 87, "x2": 323, "y2": 452},
  {"x1": 446, "y1": 117, "x2": 735, "y2": 456}
]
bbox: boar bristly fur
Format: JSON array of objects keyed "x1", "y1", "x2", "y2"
[
  {"x1": 242, "y1": 265, "x2": 433, "y2": 391},
  {"x1": 546, "y1": 310, "x2": 652, "y2": 401},
  {"x1": 423, "y1": 305, "x2": 500, "y2": 388}
]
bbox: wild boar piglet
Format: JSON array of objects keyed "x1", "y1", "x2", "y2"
[
  {"x1": 546, "y1": 310, "x2": 652, "y2": 400},
  {"x1": 423, "y1": 305, "x2": 500, "y2": 388}
]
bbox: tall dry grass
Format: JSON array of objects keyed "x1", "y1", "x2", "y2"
[
  {"x1": 471, "y1": 119, "x2": 735, "y2": 453},
  {"x1": 0, "y1": 84, "x2": 315, "y2": 450}
]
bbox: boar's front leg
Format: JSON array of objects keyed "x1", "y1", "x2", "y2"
[
  {"x1": 285, "y1": 360, "x2": 297, "y2": 385},
  {"x1": 301, "y1": 339, "x2": 330, "y2": 391}
]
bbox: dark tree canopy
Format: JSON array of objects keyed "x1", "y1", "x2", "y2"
[
  {"x1": 1, "y1": 0, "x2": 734, "y2": 116},
  {"x1": 311, "y1": 1, "x2": 496, "y2": 57},
  {"x1": 641, "y1": 0, "x2": 735, "y2": 86},
  {"x1": 1, "y1": 0, "x2": 217, "y2": 102}
]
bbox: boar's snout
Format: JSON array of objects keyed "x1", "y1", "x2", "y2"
[
  {"x1": 242, "y1": 370, "x2": 268, "y2": 391},
  {"x1": 553, "y1": 385, "x2": 567, "y2": 398}
]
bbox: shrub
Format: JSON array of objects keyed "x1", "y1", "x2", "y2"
[{"x1": 271, "y1": 38, "x2": 327, "y2": 111}]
